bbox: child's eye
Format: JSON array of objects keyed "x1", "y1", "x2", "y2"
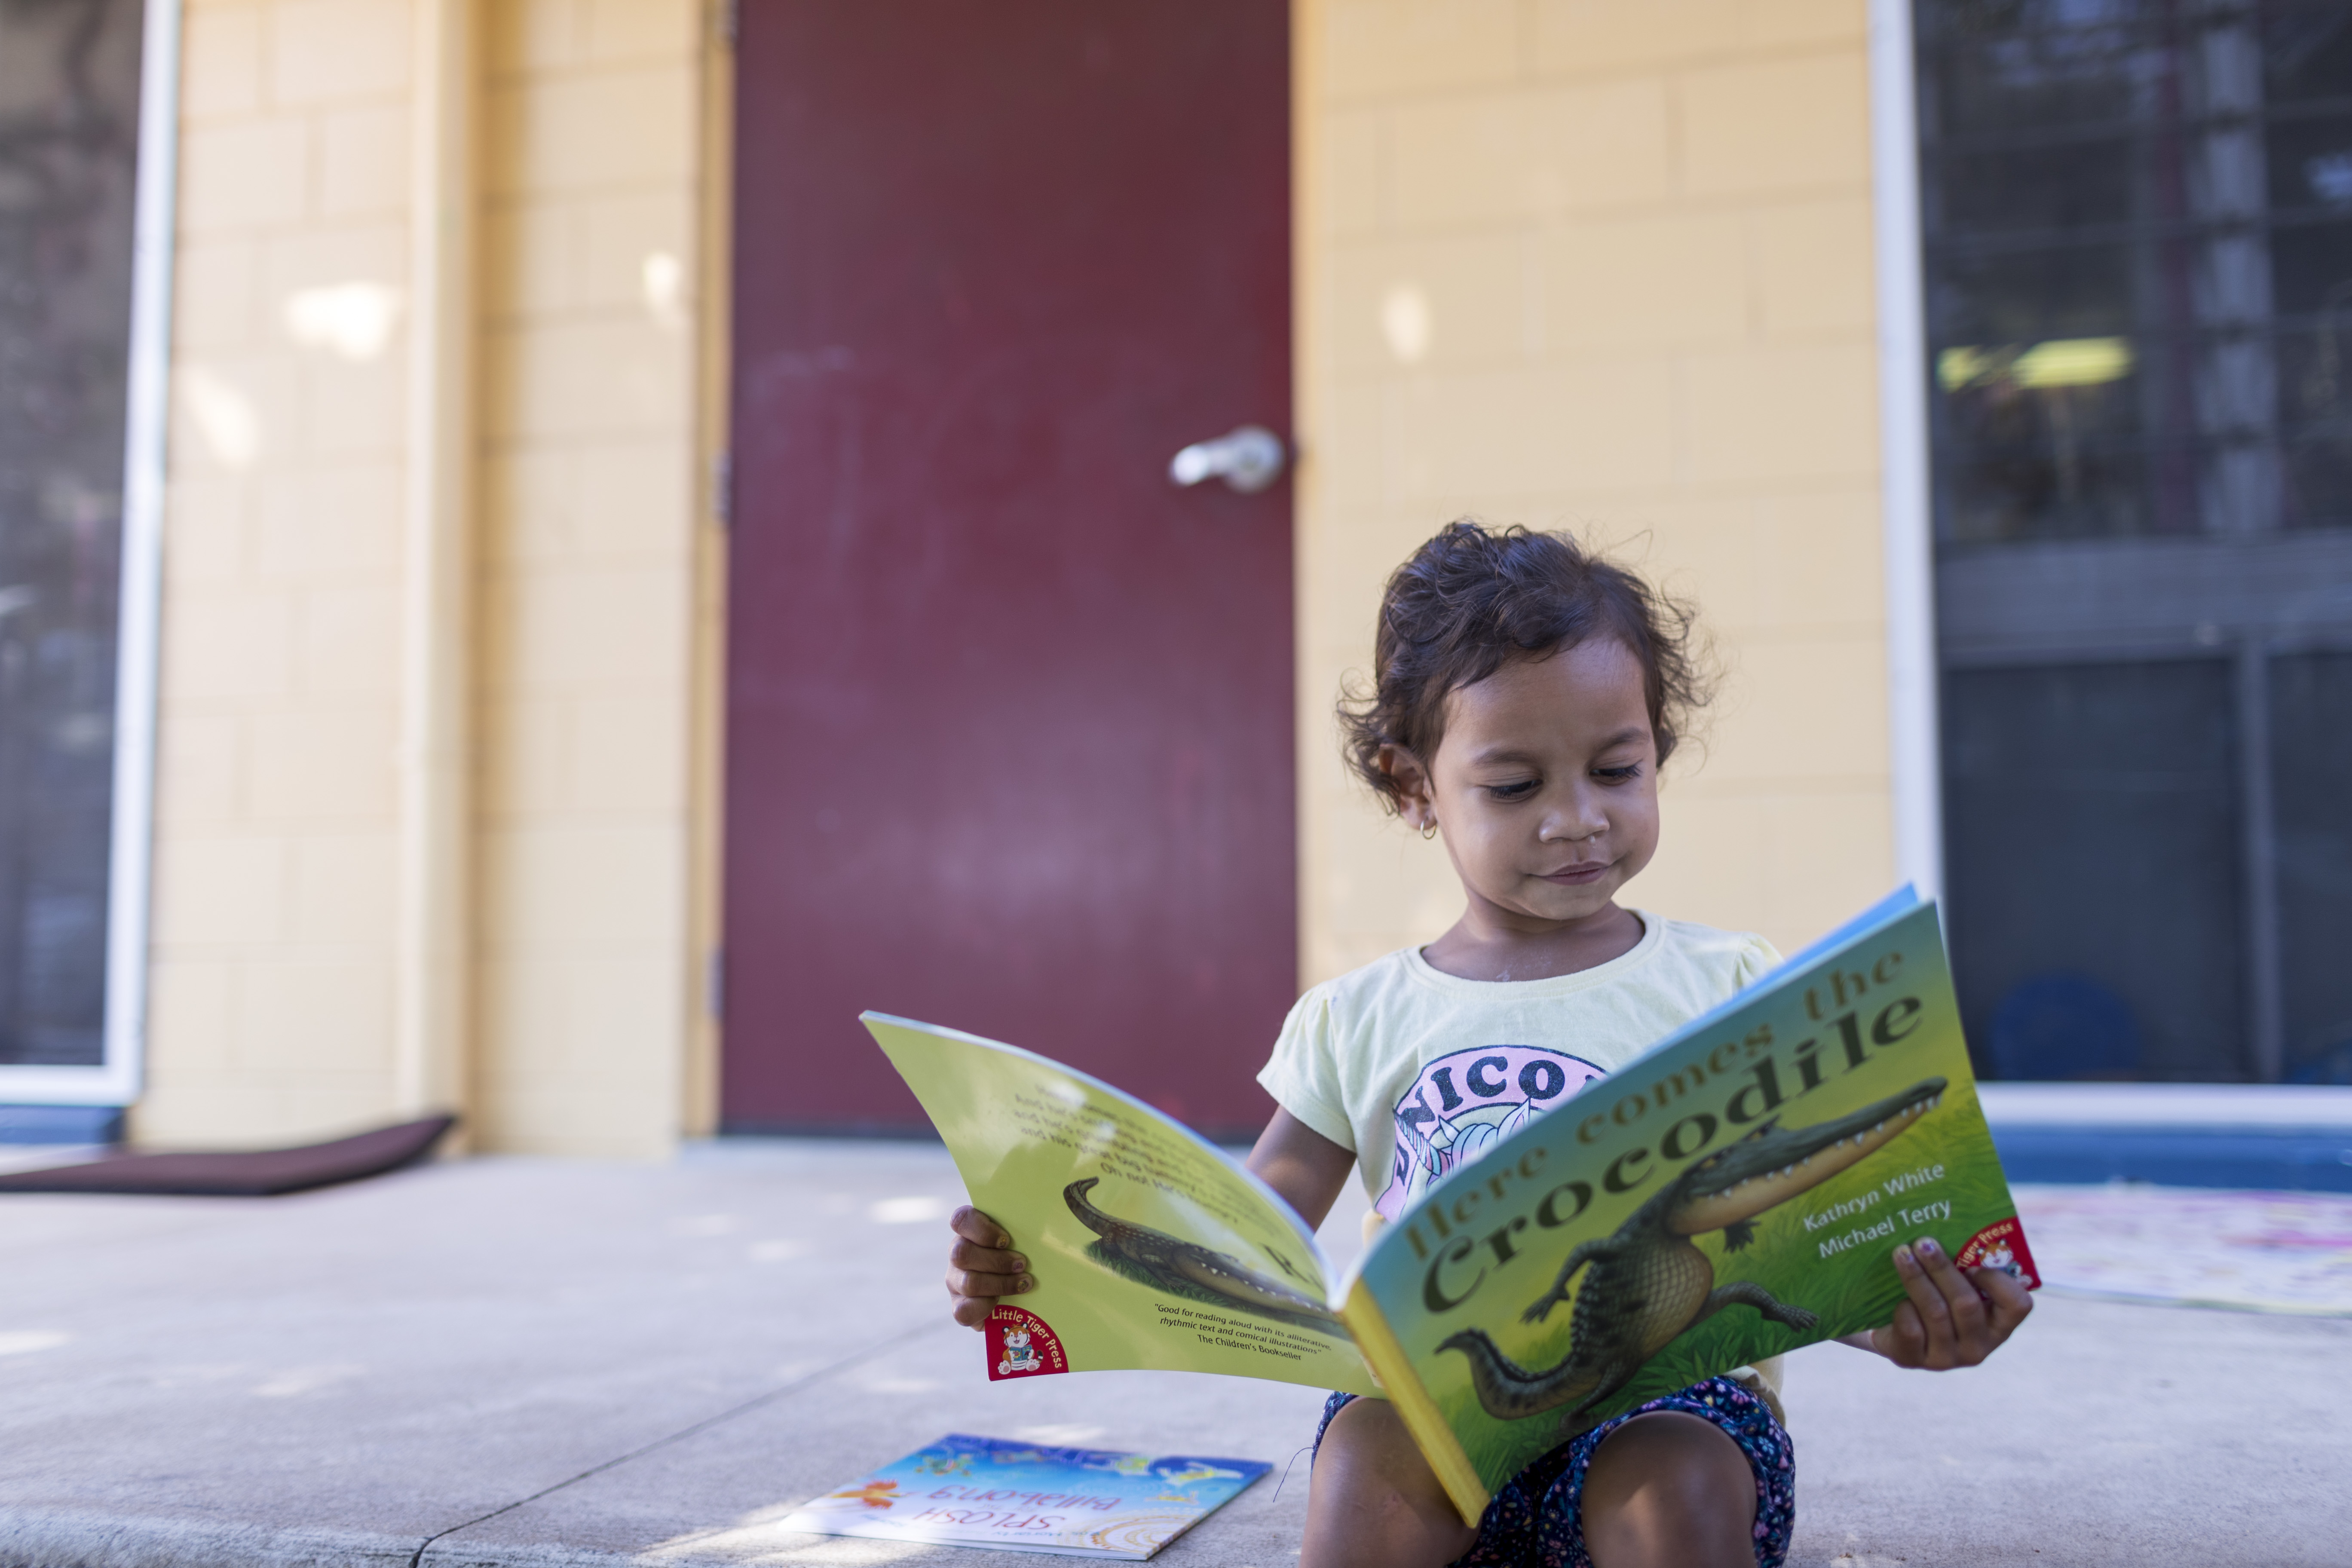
[
  {"x1": 1486, "y1": 779, "x2": 1540, "y2": 801},
  {"x1": 1594, "y1": 765, "x2": 1643, "y2": 783}
]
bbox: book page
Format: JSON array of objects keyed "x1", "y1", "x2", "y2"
[
  {"x1": 867, "y1": 1013, "x2": 1380, "y2": 1394},
  {"x1": 1348, "y1": 899, "x2": 2036, "y2": 1512}
]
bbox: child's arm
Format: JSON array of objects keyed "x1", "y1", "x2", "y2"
[
  {"x1": 1838, "y1": 1234, "x2": 2034, "y2": 1367},
  {"x1": 1243, "y1": 1108, "x2": 1357, "y2": 1230},
  {"x1": 942, "y1": 1109, "x2": 1357, "y2": 1329}
]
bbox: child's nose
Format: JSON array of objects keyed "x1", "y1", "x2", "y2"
[{"x1": 1540, "y1": 802, "x2": 1608, "y2": 842}]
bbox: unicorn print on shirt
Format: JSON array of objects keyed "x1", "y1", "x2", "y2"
[{"x1": 1375, "y1": 1045, "x2": 1608, "y2": 1221}]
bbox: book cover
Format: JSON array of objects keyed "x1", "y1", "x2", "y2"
[
  {"x1": 1345, "y1": 893, "x2": 2040, "y2": 1516},
  {"x1": 773, "y1": 1433, "x2": 1271, "y2": 1560}
]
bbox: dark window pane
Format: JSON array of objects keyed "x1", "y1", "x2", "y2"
[
  {"x1": 2269, "y1": 215, "x2": 2352, "y2": 316},
  {"x1": 1921, "y1": 12, "x2": 2150, "y2": 141},
  {"x1": 2269, "y1": 651, "x2": 2352, "y2": 1081},
  {"x1": 1917, "y1": 0, "x2": 2352, "y2": 544},
  {"x1": 1935, "y1": 139, "x2": 2138, "y2": 236},
  {"x1": 2280, "y1": 314, "x2": 2352, "y2": 526},
  {"x1": 2283, "y1": 437, "x2": 2352, "y2": 531},
  {"x1": 0, "y1": 0, "x2": 145, "y2": 1067},
  {"x1": 2264, "y1": 3, "x2": 2352, "y2": 109},
  {"x1": 1929, "y1": 242, "x2": 2140, "y2": 344},
  {"x1": 1933, "y1": 328, "x2": 2155, "y2": 543},
  {"x1": 2263, "y1": 110, "x2": 2352, "y2": 220},
  {"x1": 1942, "y1": 661, "x2": 2248, "y2": 1082}
]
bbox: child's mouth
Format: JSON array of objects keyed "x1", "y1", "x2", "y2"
[{"x1": 1540, "y1": 862, "x2": 1610, "y2": 886}]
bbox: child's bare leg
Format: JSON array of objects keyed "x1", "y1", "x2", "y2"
[
  {"x1": 1579, "y1": 1411, "x2": 1756, "y2": 1568},
  {"x1": 1302, "y1": 1398, "x2": 1478, "y2": 1568}
]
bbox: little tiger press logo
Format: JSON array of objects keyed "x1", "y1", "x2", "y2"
[
  {"x1": 1954, "y1": 1217, "x2": 2042, "y2": 1290},
  {"x1": 985, "y1": 1305, "x2": 1070, "y2": 1381}
]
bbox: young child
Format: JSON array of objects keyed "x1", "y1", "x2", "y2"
[{"x1": 943, "y1": 523, "x2": 2032, "y2": 1568}]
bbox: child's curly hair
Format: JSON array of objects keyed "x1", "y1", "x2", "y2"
[{"x1": 1339, "y1": 521, "x2": 1708, "y2": 812}]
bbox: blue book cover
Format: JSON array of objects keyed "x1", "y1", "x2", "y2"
[{"x1": 776, "y1": 1432, "x2": 1272, "y2": 1559}]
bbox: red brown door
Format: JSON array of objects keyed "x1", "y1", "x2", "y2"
[{"x1": 723, "y1": 2, "x2": 1295, "y2": 1136}]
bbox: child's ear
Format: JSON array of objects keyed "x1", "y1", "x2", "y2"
[{"x1": 1378, "y1": 744, "x2": 1435, "y2": 827}]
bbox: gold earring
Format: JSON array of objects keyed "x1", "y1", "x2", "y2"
[{"x1": 1420, "y1": 817, "x2": 1439, "y2": 841}]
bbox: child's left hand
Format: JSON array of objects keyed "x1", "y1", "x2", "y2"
[{"x1": 1853, "y1": 1234, "x2": 2034, "y2": 1369}]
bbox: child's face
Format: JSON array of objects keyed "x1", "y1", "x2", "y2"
[{"x1": 1393, "y1": 639, "x2": 1661, "y2": 930}]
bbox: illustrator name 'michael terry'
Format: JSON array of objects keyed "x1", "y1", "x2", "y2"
[{"x1": 1816, "y1": 1199, "x2": 1951, "y2": 1259}]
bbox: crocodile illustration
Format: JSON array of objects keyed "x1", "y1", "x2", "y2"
[
  {"x1": 1063, "y1": 1176, "x2": 1345, "y2": 1335},
  {"x1": 1439, "y1": 1077, "x2": 1948, "y2": 1430}
]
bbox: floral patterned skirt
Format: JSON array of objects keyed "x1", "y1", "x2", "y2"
[{"x1": 1313, "y1": 1376, "x2": 1794, "y2": 1568}]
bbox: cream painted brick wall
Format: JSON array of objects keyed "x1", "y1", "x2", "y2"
[
  {"x1": 473, "y1": 0, "x2": 701, "y2": 1158},
  {"x1": 146, "y1": 0, "x2": 710, "y2": 1157},
  {"x1": 1298, "y1": 0, "x2": 1893, "y2": 982},
  {"x1": 140, "y1": 0, "x2": 415, "y2": 1145}
]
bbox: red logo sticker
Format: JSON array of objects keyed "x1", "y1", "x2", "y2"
[
  {"x1": 1955, "y1": 1216, "x2": 2041, "y2": 1290},
  {"x1": 985, "y1": 1304, "x2": 1071, "y2": 1381}
]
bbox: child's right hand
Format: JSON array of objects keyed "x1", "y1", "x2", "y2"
[
  {"x1": 945, "y1": 1206, "x2": 1034, "y2": 1329},
  {"x1": 1848, "y1": 1234, "x2": 2034, "y2": 1367}
]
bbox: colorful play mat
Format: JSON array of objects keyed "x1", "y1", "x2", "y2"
[{"x1": 2013, "y1": 1182, "x2": 2352, "y2": 1315}]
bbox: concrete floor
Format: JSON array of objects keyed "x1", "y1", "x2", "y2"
[{"x1": 0, "y1": 1141, "x2": 2345, "y2": 1568}]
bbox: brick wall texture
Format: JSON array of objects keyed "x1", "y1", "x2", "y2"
[
  {"x1": 141, "y1": 0, "x2": 705, "y2": 1154},
  {"x1": 1295, "y1": 0, "x2": 1896, "y2": 986},
  {"x1": 144, "y1": 0, "x2": 418, "y2": 1144}
]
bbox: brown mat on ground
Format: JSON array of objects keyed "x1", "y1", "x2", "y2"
[{"x1": 0, "y1": 1114, "x2": 456, "y2": 1196}]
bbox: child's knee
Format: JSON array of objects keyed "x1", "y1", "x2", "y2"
[
  {"x1": 1314, "y1": 1395, "x2": 1423, "y2": 1485},
  {"x1": 1306, "y1": 1399, "x2": 1475, "y2": 1560},
  {"x1": 1308, "y1": 1401, "x2": 1467, "y2": 1523},
  {"x1": 1585, "y1": 1410, "x2": 1755, "y2": 1514}
]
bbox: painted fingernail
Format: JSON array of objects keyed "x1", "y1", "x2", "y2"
[
  {"x1": 1009, "y1": 1255, "x2": 1029, "y2": 1273},
  {"x1": 1893, "y1": 1245, "x2": 1916, "y2": 1268},
  {"x1": 1017, "y1": 1274, "x2": 1036, "y2": 1292},
  {"x1": 1917, "y1": 1238, "x2": 1939, "y2": 1259}
]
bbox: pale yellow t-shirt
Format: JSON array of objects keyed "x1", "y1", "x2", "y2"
[{"x1": 1256, "y1": 911, "x2": 1790, "y2": 1412}]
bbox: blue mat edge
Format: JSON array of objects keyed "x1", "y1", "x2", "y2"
[{"x1": 1994, "y1": 1126, "x2": 2352, "y2": 1191}]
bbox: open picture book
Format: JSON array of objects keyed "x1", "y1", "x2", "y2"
[{"x1": 866, "y1": 888, "x2": 2040, "y2": 1524}]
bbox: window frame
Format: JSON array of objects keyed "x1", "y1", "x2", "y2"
[
  {"x1": 1887, "y1": 0, "x2": 2352, "y2": 1083},
  {"x1": 1871, "y1": 0, "x2": 1947, "y2": 903},
  {"x1": 0, "y1": 0, "x2": 181, "y2": 1109}
]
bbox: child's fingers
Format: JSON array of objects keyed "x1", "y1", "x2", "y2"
[
  {"x1": 944, "y1": 1270, "x2": 1037, "y2": 1319},
  {"x1": 1874, "y1": 1300, "x2": 1929, "y2": 1366},
  {"x1": 1910, "y1": 1237, "x2": 1992, "y2": 1356},
  {"x1": 950, "y1": 1205, "x2": 1013, "y2": 1249},
  {"x1": 1972, "y1": 1264, "x2": 2035, "y2": 1340},
  {"x1": 948, "y1": 1236, "x2": 1028, "y2": 1278},
  {"x1": 944, "y1": 1231, "x2": 1034, "y2": 1309},
  {"x1": 943, "y1": 1205, "x2": 1031, "y2": 1329},
  {"x1": 944, "y1": 1259, "x2": 1034, "y2": 1297},
  {"x1": 1890, "y1": 1243, "x2": 1956, "y2": 1361}
]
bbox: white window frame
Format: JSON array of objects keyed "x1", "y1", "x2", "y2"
[
  {"x1": 2, "y1": 0, "x2": 180, "y2": 1108},
  {"x1": 1869, "y1": 0, "x2": 1943, "y2": 902}
]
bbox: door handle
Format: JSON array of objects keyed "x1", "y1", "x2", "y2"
[{"x1": 1168, "y1": 425, "x2": 1286, "y2": 493}]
